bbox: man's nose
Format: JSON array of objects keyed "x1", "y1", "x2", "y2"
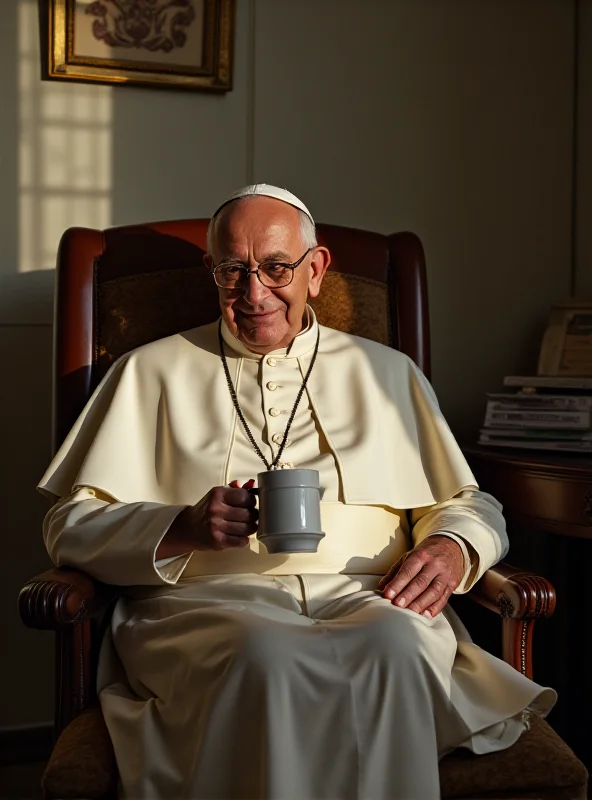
[{"x1": 242, "y1": 271, "x2": 271, "y2": 305}]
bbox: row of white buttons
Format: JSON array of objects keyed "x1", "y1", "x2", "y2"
[
  {"x1": 272, "y1": 433, "x2": 292, "y2": 446},
  {"x1": 265, "y1": 354, "x2": 291, "y2": 462}
]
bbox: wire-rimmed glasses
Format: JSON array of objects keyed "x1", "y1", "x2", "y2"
[{"x1": 210, "y1": 248, "x2": 312, "y2": 289}]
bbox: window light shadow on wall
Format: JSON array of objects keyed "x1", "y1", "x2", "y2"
[{"x1": 18, "y1": 0, "x2": 112, "y2": 273}]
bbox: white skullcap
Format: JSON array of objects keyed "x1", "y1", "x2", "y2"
[{"x1": 212, "y1": 183, "x2": 314, "y2": 224}]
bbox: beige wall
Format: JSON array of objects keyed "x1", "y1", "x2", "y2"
[
  {"x1": 0, "y1": 0, "x2": 577, "y2": 726},
  {"x1": 576, "y1": 0, "x2": 592, "y2": 297},
  {"x1": 252, "y1": 0, "x2": 574, "y2": 433},
  {"x1": 0, "y1": 0, "x2": 253, "y2": 728}
]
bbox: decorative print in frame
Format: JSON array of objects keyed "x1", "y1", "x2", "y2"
[{"x1": 45, "y1": 0, "x2": 235, "y2": 91}]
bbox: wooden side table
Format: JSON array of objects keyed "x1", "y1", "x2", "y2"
[{"x1": 462, "y1": 445, "x2": 592, "y2": 772}]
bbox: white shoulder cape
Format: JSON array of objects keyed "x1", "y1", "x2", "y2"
[{"x1": 38, "y1": 321, "x2": 477, "y2": 509}]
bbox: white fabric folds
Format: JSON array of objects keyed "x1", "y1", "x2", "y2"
[
  {"x1": 38, "y1": 315, "x2": 478, "y2": 510},
  {"x1": 99, "y1": 573, "x2": 556, "y2": 800}
]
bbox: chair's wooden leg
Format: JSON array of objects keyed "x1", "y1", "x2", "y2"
[
  {"x1": 501, "y1": 615, "x2": 534, "y2": 680},
  {"x1": 55, "y1": 621, "x2": 94, "y2": 737}
]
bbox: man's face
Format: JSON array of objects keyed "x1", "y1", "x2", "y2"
[{"x1": 206, "y1": 197, "x2": 330, "y2": 354}]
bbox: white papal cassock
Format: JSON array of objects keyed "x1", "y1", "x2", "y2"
[{"x1": 39, "y1": 308, "x2": 555, "y2": 800}]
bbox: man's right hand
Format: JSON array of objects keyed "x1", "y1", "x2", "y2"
[{"x1": 156, "y1": 480, "x2": 258, "y2": 559}]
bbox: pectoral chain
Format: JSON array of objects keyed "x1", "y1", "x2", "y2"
[{"x1": 218, "y1": 320, "x2": 320, "y2": 471}]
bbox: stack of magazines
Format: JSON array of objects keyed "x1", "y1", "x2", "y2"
[{"x1": 479, "y1": 375, "x2": 592, "y2": 453}]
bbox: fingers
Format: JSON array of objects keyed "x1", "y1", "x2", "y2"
[
  {"x1": 422, "y1": 585, "x2": 454, "y2": 619},
  {"x1": 377, "y1": 564, "x2": 397, "y2": 590},
  {"x1": 214, "y1": 517, "x2": 257, "y2": 536},
  {"x1": 222, "y1": 483, "x2": 257, "y2": 529},
  {"x1": 382, "y1": 567, "x2": 454, "y2": 619},
  {"x1": 381, "y1": 553, "x2": 424, "y2": 600},
  {"x1": 380, "y1": 536, "x2": 464, "y2": 617},
  {"x1": 222, "y1": 486, "x2": 257, "y2": 508},
  {"x1": 228, "y1": 479, "x2": 256, "y2": 490},
  {"x1": 211, "y1": 530, "x2": 251, "y2": 549},
  {"x1": 196, "y1": 483, "x2": 259, "y2": 552},
  {"x1": 223, "y1": 504, "x2": 259, "y2": 523},
  {"x1": 210, "y1": 516, "x2": 258, "y2": 549},
  {"x1": 385, "y1": 563, "x2": 439, "y2": 608},
  {"x1": 204, "y1": 517, "x2": 257, "y2": 550},
  {"x1": 406, "y1": 577, "x2": 451, "y2": 616},
  {"x1": 380, "y1": 547, "x2": 453, "y2": 619}
]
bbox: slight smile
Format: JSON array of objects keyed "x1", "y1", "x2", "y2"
[{"x1": 238, "y1": 310, "x2": 279, "y2": 320}]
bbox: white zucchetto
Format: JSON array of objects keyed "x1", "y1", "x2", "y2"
[{"x1": 212, "y1": 184, "x2": 315, "y2": 224}]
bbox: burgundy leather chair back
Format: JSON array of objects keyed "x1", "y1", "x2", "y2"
[{"x1": 53, "y1": 219, "x2": 429, "y2": 451}]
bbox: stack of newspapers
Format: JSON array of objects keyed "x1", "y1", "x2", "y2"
[{"x1": 479, "y1": 375, "x2": 592, "y2": 453}]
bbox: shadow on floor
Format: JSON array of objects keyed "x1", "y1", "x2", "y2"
[{"x1": 0, "y1": 761, "x2": 44, "y2": 799}]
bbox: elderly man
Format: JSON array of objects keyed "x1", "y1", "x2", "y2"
[{"x1": 39, "y1": 185, "x2": 554, "y2": 800}]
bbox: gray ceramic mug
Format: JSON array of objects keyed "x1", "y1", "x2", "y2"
[{"x1": 253, "y1": 469, "x2": 325, "y2": 554}]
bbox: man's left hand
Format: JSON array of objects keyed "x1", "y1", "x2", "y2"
[{"x1": 378, "y1": 535, "x2": 464, "y2": 619}]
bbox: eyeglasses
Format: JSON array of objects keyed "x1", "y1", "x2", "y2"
[{"x1": 210, "y1": 248, "x2": 312, "y2": 290}]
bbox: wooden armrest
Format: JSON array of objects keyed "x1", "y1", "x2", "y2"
[
  {"x1": 20, "y1": 567, "x2": 118, "y2": 735},
  {"x1": 468, "y1": 561, "x2": 556, "y2": 620},
  {"x1": 19, "y1": 566, "x2": 115, "y2": 630},
  {"x1": 467, "y1": 561, "x2": 556, "y2": 679}
]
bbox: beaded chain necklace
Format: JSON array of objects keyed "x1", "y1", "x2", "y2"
[{"x1": 218, "y1": 320, "x2": 321, "y2": 470}]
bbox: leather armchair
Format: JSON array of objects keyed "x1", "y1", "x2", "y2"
[{"x1": 20, "y1": 221, "x2": 587, "y2": 799}]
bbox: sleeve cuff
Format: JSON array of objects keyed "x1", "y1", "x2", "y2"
[
  {"x1": 152, "y1": 511, "x2": 194, "y2": 584},
  {"x1": 154, "y1": 553, "x2": 193, "y2": 583}
]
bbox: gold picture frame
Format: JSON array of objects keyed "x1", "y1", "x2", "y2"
[{"x1": 45, "y1": 0, "x2": 235, "y2": 92}]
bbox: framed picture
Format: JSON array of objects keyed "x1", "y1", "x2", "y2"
[
  {"x1": 538, "y1": 300, "x2": 592, "y2": 377},
  {"x1": 45, "y1": 0, "x2": 235, "y2": 91}
]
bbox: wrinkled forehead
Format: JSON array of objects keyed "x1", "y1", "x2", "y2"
[{"x1": 211, "y1": 196, "x2": 302, "y2": 257}]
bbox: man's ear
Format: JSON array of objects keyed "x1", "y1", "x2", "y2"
[
  {"x1": 203, "y1": 252, "x2": 213, "y2": 271},
  {"x1": 307, "y1": 247, "x2": 331, "y2": 299}
]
